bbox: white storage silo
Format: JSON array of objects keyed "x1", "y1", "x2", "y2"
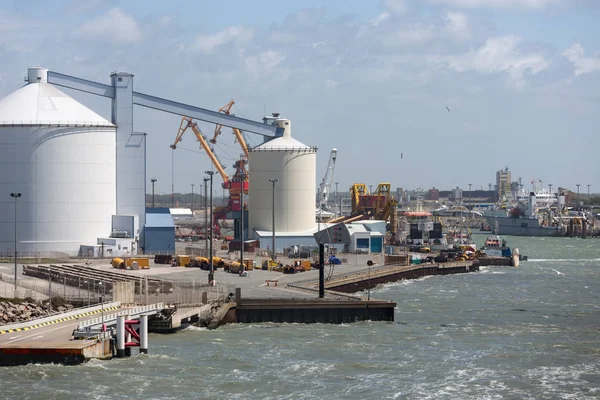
[
  {"x1": 248, "y1": 117, "x2": 317, "y2": 236},
  {"x1": 0, "y1": 67, "x2": 116, "y2": 257}
]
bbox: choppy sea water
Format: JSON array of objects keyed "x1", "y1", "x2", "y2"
[{"x1": 1, "y1": 235, "x2": 599, "y2": 399}]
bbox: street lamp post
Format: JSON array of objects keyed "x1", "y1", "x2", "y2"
[
  {"x1": 468, "y1": 183, "x2": 472, "y2": 210},
  {"x1": 203, "y1": 177, "x2": 210, "y2": 257},
  {"x1": 576, "y1": 184, "x2": 580, "y2": 205},
  {"x1": 587, "y1": 184, "x2": 591, "y2": 201},
  {"x1": 150, "y1": 178, "x2": 157, "y2": 208},
  {"x1": 10, "y1": 192, "x2": 21, "y2": 298},
  {"x1": 269, "y1": 179, "x2": 279, "y2": 261},
  {"x1": 240, "y1": 172, "x2": 246, "y2": 272},
  {"x1": 191, "y1": 183, "x2": 195, "y2": 214},
  {"x1": 205, "y1": 171, "x2": 215, "y2": 284}
]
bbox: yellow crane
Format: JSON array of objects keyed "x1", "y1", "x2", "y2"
[
  {"x1": 210, "y1": 100, "x2": 249, "y2": 158},
  {"x1": 170, "y1": 117, "x2": 230, "y2": 188}
]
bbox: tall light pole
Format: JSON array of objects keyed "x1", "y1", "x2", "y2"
[
  {"x1": 587, "y1": 184, "x2": 591, "y2": 201},
  {"x1": 468, "y1": 183, "x2": 472, "y2": 210},
  {"x1": 576, "y1": 184, "x2": 580, "y2": 204},
  {"x1": 204, "y1": 177, "x2": 210, "y2": 255},
  {"x1": 205, "y1": 171, "x2": 215, "y2": 284},
  {"x1": 150, "y1": 178, "x2": 157, "y2": 208},
  {"x1": 269, "y1": 178, "x2": 279, "y2": 261},
  {"x1": 10, "y1": 192, "x2": 21, "y2": 298},
  {"x1": 240, "y1": 172, "x2": 246, "y2": 272},
  {"x1": 190, "y1": 183, "x2": 195, "y2": 214},
  {"x1": 335, "y1": 181, "x2": 339, "y2": 208}
]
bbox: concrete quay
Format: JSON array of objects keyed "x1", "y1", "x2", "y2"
[{"x1": 0, "y1": 254, "x2": 481, "y2": 366}]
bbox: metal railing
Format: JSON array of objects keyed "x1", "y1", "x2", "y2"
[
  {"x1": 1, "y1": 302, "x2": 121, "y2": 330},
  {"x1": 75, "y1": 303, "x2": 163, "y2": 330}
]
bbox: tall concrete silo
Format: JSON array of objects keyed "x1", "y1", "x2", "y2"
[
  {"x1": 248, "y1": 117, "x2": 316, "y2": 237},
  {"x1": 0, "y1": 67, "x2": 116, "y2": 256}
]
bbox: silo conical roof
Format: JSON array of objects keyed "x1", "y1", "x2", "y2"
[{"x1": 0, "y1": 82, "x2": 114, "y2": 127}]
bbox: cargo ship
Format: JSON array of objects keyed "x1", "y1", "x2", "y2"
[{"x1": 484, "y1": 189, "x2": 567, "y2": 237}]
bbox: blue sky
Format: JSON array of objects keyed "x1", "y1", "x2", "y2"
[{"x1": 1, "y1": 0, "x2": 599, "y2": 195}]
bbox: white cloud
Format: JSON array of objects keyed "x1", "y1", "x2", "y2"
[
  {"x1": 72, "y1": 8, "x2": 142, "y2": 44},
  {"x1": 380, "y1": 24, "x2": 437, "y2": 47},
  {"x1": 445, "y1": 11, "x2": 470, "y2": 40},
  {"x1": 445, "y1": 35, "x2": 548, "y2": 82},
  {"x1": 371, "y1": 12, "x2": 391, "y2": 27},
  {"x1": 244, "y1": 50, "x2": 286, "y2": 77},
  {"x1": 190, "y1": 26, "x2": 253, "y2": 54},
  {"x1": 428, "y1": 0, "x2": 563, "y2": 9},
  {"x1": 562, "y1": 43, "x2": 600, "y2": 76},
  {"x1": 384, "y1": 0, "x2": 408, "y2": 15}
]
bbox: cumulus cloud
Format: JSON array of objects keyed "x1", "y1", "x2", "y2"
[
  {"x1": 562, "y1": 43, "x2": 600, "y2": 77},
  {"x1": 71, "y1": 8, "x2": 142, "y2": 44},
  {"x1": 428, "y1": 0, "x2": 563, "y2": 9},
  {"x1": 190, "y1": 26, "x2": 254, "y2": 54},
  {"x1": 445, "y1": 35, "x2": 548, "y2": 82},
  {"x1": 384, "y1": 0, "x2": 409, "y2": 15},
  {"x1": 445, "y1": 11, "x2": 470, "y2": 40}
]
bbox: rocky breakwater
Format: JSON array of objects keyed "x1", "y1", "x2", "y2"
[{"x1": 0, "y1": 300, "x2": 74, "y2": 325}]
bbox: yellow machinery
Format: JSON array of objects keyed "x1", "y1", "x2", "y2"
[
  {"x1": 126, "y1": 258, "x2": 150, "y2": 269},
  {"x1": 262, "y1": 259, "x2": 278, "y2": 270},
  {"x1": 175, "y1": 255, "x2": 191, "y2": 267},
  {"x1": 111, "y1": 258, "x2": 125, "y2": 269},
  {"x1": 111, "y1": 257, "x2": 150, "y2": 269},
  {"x1": 328, "y1": 183, "x2": 398, "y2": 241},
  {"x1": 188, "y1": 256, "x2": 209, "y2": 268}
]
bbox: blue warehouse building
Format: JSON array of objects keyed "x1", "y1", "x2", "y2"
[{"x1": 143, "y1": 208, "x2": 176, "y2": 254}]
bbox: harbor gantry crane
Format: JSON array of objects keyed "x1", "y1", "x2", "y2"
[
  {"x1": 210, "y1": 100, "x2": 249, "y2": 158},
  {"x1": 170, "y1": 117, "x2": 249, "y2": 196},
  {"x1": 318, "y1": 148, "x2": 338, "y2": 211}
]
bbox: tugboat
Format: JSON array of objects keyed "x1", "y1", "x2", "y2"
[{"x1": 477, "y1": 235, "x2": 522, "y2": 267}]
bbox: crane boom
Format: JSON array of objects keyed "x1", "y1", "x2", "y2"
[
  {"x1": 211, "y1": 100, "x2": 250, "y2": 159},
  {"x1": 319, "y1": 148, "x2": 338, "y2": 210},
  {"x1": 170, "y1": 117, "x2": 230, "y2": 185}
]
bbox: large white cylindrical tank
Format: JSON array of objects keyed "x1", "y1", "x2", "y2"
[
  {"x1": 248, "y1": 118, "x2": 316, "y2": 235},
  {"x1": 0, "y1": 67, "x2": 116, "y2": 256}
]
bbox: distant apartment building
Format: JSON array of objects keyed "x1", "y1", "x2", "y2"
[
  {"x1": 452, "y1": 187, "x2": 463, "y2": 203},
  {"x1": 496, "y1": 167, "x2": 511, "y2": 200},
  {"x1": 428, "y1": 187, "x2": 440, "y2": 201}
]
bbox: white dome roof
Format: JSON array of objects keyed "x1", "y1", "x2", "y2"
[
  {"x1": 254, "y1": 135, "x2": 312, "y2": 150},
  {"x1": 253, "y1": 118, "x2": 313, "y2": 151},
  {"x1": 0, "y1": 82, "x2": 113, "y2": 127}
]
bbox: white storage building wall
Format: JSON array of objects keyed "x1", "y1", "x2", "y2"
[
  {"x1": 248, "y1": 118, "x2": 317, "y2": 236},
  {"x1": 0, "y1": 67, "x2": 116, "y2": 257}
]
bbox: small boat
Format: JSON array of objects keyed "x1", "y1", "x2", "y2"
[
  {"x1": 481, "y1": 235, "x2": 511, "y2": 257},
  {"x1": 479, "y1": 235, "x2": 522, "y2": 267}
]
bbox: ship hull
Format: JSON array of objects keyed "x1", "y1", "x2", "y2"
[{"x1": 485, "y1": 215, "x2": 566, "y2": 237}]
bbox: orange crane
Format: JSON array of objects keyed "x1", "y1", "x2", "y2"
[
  {"x1": 170, "y1": 116, "x2": 249, "y2": 195},
  {"x1": 210, "y1": 100, "x2": 249, "y2": 158}
]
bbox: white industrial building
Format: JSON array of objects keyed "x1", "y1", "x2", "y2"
[
  {"x1": 0, "y1": 66, "x2": 307, "y2": 258},
  {"x1": 313, "y1": 220, "x2": 386, "y2": 253},
  {"x1": 248, "y1": 116, "x2": 318, "y2": 251},
  {"x1": 0, "y1": 67, "x2": 117, "y2": 257}
]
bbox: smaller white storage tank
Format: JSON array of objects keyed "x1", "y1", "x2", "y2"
[
  {"x1": 0, "y1": 67, "x2": 117, "y2": 257},
  {"x1": 248, "y1": 117, "x2": 317, "y2": 235}
]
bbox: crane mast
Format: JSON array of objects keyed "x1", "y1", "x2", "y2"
[{"x1": 319, "y1": 148, "x2": 338, "y2": 211}]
